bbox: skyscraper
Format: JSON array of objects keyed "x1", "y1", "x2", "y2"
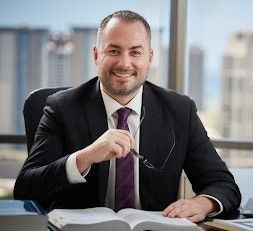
[
  {"x1": 0, "y1": 27, "x2": 49, "y2": 133},
  {"x1": 70, "y1": 27, "x2": 97, "y2": 86},
  {"x1": 188, "y1": 46, "x2": 204, "y2": 111},
  {"x1": 0, "y1": 28, "x2": 16, "y2": 133},
  {"x1": 16, "y1": 28, "x2": 49, "y2": 133},
  {"x1": 220, "y1": 31, "x2": 253, "y2": 167},
  {"x1": 43, "y1": 34, "x2": 73, "y2": 87},
  {"x1": 221, "y1": 31, "x2": 253, "y2": 139}
]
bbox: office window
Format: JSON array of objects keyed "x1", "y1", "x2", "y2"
[
  {"x1": 186, "y1": 0, "x2": 253, "y2": 141},
  {"x1": 0, "y1": 0, "x2": 171, "y2": 197},
  {"x1": 186, "y1": 0, "x2": 253, "y2": 204}
]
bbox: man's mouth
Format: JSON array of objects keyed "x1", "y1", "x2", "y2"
[
  {"x1": 113, "y1": 72, "x2": 134, "y2": 78},
  {"x1": 114, "y1": 73, "x2": 132, "y2": 77}
]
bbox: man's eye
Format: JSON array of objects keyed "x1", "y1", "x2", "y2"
[
  {"x1": 131, "y1": 50, "x2": 142, "y2": 56},
  {"x1": 108, "y1": 50, "x2": 119, "y2": 55}
]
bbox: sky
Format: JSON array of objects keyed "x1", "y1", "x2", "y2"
[
  {"x1": 187, "y1": 0, "x2": 253, "y2": 108},
  {"x1": 0, "y1": 0, "x2": 170, "y2": 32},
  {"x1": 188, "y1": 0, "x2": 253, "y2": 72}
]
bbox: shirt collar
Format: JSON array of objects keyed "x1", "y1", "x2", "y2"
[{"x1": 100, "y1": 82, "x2": 143, "y2": 117}]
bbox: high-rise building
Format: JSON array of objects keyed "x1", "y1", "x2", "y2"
[
  {"x1": 70, "y1": 27, "x2": 97, "y2": 86},
  {"x1": 188, "y1": 46, "x2": 204, "y2": 111},
  {"x1": 16, "y1": 28, "x2": 49, "y2": 133},
  {"x1": 0, "y1": 27, "x2": 49, "y2": 133},
  {"x1": 43, "y1": 34, "x2": 73, "y2": 87},
  {"x1": 220, "y1": 31, "x2": 253, "y2": 167},
  {"x1": 221, "y1": 31, "x2": 253, "y2": 139},
  {"x1": 0, "y1": 28, "x2": 16, "y2": 133}
]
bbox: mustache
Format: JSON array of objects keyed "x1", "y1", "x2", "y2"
[{"x1": 112, "y1": 68, "x2": 135, "y2": 73}]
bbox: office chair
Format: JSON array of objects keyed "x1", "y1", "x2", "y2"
[{"x1": 23, "y1": 87, "x2": 70, "y2": 153}]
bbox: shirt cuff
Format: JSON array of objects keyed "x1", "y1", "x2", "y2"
[
  {"x1": 65, "y1": 152, "x2": 91, "y2": 184},
  {"x1": 199, "y1": 194, "x2": 223, "y2": 217}
]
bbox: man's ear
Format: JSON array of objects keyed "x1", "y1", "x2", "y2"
[
  {"x1": 93, "y1": 46, "x2": 98, "y2": 64},
  {"x1": 149, "y1": 49, "x2": 154, "y2": 63}
]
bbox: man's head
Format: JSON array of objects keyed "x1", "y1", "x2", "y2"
[
  {"x1": 97, "y1": 10, "x2": 151, "y2": 48},
  {"x1": 93, "y1": 10, "x2": 153, "y2": 104}
]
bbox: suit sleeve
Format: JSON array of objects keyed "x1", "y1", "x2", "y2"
[
  {"x1": 14, "y1": 95, "x2": 81, "y2": 206},
  {"x1": 184, "y1": 100, "x2": 241, "y2": 217}
]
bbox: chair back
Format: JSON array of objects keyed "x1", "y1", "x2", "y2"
[{"x1": 23, "y1": 87, "x2": 70, "y2": 153}]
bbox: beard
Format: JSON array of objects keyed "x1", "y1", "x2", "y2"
[{"x1": 99, "y1": 74, "x2": 146, "y2": 96}]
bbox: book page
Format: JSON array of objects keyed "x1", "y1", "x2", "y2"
[
  {"x1": 117, "y1": 208, "x2": 197, "y2": 231},
  {"x1": 48, "y1": 207, "x2": 126, "y2": 229}
]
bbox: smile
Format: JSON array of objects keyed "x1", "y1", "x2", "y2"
[{"x1": 113, "y1": 73, "x2": 133, "y2": 78}]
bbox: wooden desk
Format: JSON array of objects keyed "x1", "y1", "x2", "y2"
[
  {"x1": 197, "y1": 211, "x2": 242, "y2": 231},
  {"x1": 198, "y1": 222, "x2": 217, "y2": 231}
]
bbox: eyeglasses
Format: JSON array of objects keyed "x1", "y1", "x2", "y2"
[{"x1": 131, "y1": 106, "x2": 175, "y2": 172}]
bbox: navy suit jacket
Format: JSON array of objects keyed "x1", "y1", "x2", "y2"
[{"x1": 14, "y1": 77, "x2": 241, "y2": 215}]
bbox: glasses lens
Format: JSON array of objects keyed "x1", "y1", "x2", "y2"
[{"x1": 143, "y1": 160, "x2": 156, "y2": 169}]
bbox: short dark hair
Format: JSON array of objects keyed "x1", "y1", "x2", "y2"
[{"x1": 97, "y1": 10, "x2": 151, "y2": 46}]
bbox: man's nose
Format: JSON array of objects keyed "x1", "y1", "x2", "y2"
[{"x1": 117, "y1": 53, "x2": 131, "y2": 70}]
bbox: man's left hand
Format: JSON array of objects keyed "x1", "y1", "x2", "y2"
[{"x1": 162, "y1": 196, "x2": 219, "y2": 222}]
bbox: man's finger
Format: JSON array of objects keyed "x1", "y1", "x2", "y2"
[{"x1": 162, "y1": 202, "x2": 178, "y2": 216}]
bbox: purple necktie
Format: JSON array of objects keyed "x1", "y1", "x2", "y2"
[{"x1": 115, "y1": 107, "x2": 135, "y2": 211}]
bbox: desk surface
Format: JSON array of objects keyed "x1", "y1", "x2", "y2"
[{"x1": 198, "y1": 222, "x2": 216, "y2": 231}]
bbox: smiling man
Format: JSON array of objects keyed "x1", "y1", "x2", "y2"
[
  {"x1": 14, "y1": 10, "x2": 241, "y2": 223},
  {"x1": 94, "y1": 15, "x2": 153, "y2": 105}
]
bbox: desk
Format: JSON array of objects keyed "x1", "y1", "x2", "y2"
[
  {"x1": 197, "y1": 211, "x2": 244, "y2": 231},
  {"x1": 198, "y1": 222, "x2": 216, "y2": 231}
]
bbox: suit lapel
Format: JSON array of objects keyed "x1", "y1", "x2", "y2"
[
  {"x1": 83, "y1": 80, "x2": 108, "y2": 142},
  {"x1": 140, "y1": 84, "x2": 162, "y2": 169},
  {"x1": 139, "y1": 83, "x2": 175, "y2": 209},
  {"x1": 82, "y1": 80, "x2": 110, "y2": 206}
]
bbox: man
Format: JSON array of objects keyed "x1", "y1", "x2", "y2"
[{"x1": 14, "y1": 10, "x2": 241, "y2": 222}]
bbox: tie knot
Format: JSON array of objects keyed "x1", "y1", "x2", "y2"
[{"x1": 117, "y1": 107, "x2": 132, "y2": 130}]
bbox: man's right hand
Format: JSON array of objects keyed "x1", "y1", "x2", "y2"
[{"x1": 75, "y1": 129, "x2": 134, "y2": 174}]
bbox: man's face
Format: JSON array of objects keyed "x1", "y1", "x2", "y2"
[{"x1": 93, "y1": 18, "x2": 153, "y2": 99}]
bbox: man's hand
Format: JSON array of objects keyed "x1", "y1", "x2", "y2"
[
  {"x1": 75, "y1": 129, "x2": 134, "y2": 174},
  {"x1": 162, "y1": 196, "x2": 219, "y2": 222}
]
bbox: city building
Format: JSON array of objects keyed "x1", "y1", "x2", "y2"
[
  {"x1": 221, "y1": 31, "x2": 253, "y2": 167},
  {"x1": 70, "y1": 27, "x2": 97, "y2": 86},
  {"x1": 188, "y1": 46, "x2": 204, "y2": 111},
  {"x1": 43, "y1": 33, "x2": 73, "y2": 87},
  {"x1": 0, "y1": 28, "x2": 16, "y2": 133},
  {"x1": 221, "y1": 31, "x2": 253, "y2": 139},
  {"x1": 15, "y1": 28, "x2": 49, "y2": 133},
  {"x1": 0, "y1": 27, "x2": 49, "y2": 133}
]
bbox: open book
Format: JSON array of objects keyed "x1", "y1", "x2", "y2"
[
  {"x1": 205, "y1": 218, "x2": 253, "y2": 231},
  {"x1": 48, "y1": 207, "x2": 197, "y2": 231}
]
